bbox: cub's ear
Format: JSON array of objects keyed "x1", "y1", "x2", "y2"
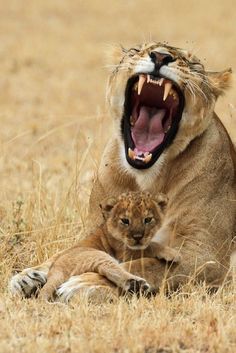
[
  {"x1": 154, "y1": 193, "x2": 169, "y2": 212},
  {"x1": 99, "y1": 197, "x2": 117, "y2": 219},
  {"x1": 105, "y1": 44, "x2": 127, "y2": 68},
  {"x1": 207, "y1": 68, "x2": 232, "y2": 98}
]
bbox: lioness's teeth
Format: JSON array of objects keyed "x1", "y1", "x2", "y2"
[
  {"x1": 133, "y1": 82, "x2": 138, "y2": 91},
  {"x1": 138, "y1": 74, "x2": 146, "y2": 95},
  {"x1": 144, "y1": 153, "x2": 152, "y2": 163},
  {"x1": 147, "y1": 75, "x2": 150, "y2": 83},
  {"x1": 128, "y1": 148, "x2": 135, "y2": 160},
  {"x1": 159, "y1": 78, "x2": 164, "y2": 86},
  {"x1": 164, "y1": 125, "x2": 171, "y2": 133},
  {"x1": 163, "y1": 82, "x2": 172, "y2": 101},
  {"x1": 130, "y1": 116, "x2": 135, "y2": 126}
]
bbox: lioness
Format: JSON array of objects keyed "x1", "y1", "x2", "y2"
[
  {"x1": 10, "y1": 42, "x2": 236, "y2": 302},
  {"x1": 39, "y1": 192, "x2": 180, "y2": 301}
]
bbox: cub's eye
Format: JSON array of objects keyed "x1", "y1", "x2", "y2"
[
  {"x1": 144, "y1": 217, "x2": 153, "y2": 224},
  {"x1": 120, "y1": 218, "x2": 130, "y2": 225}
]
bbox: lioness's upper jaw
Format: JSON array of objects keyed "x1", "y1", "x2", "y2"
[{"x1": 122, "y1": 73, "x2": 185, "y2": 169}]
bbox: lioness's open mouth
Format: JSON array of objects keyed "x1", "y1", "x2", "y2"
[{"x1": 122, "y1": 74, "x2": 185, "y2": 169}]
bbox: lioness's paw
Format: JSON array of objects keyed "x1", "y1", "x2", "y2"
[
  {"x1": 157, "y1": 248, "x2": 181, "y2": 263},
  {"x1": 124, "y1": 277, "x2": 151, "y2": 294},
  {"x1": 9, "y1": 268, "x2": 47, "y2": 298}
]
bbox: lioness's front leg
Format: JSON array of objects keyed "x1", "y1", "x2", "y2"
[
  {"x1": 141, "y1": 242, "x2": 181, "y2": 263},
  {"x1": 120, "y1": 249, "x2": 228, "y2": 291},
  {"x1": 9, "y1": 255, "x2": 59, "y2": 297}
]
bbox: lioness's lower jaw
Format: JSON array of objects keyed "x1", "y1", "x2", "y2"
[{"x1": 122, "y1": 74, "x2": 185, "y2": 169}]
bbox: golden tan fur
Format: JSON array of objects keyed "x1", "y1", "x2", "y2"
[
  {"x1": 39, "y1": 192, "x2": 180, "y2": 300},
  {"x1": 10, "y1": 42, "x2": 236, "y2": 301}
]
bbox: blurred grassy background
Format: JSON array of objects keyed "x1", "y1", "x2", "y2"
[{"x1": 0, "y1": 0, "x2": 236, "y2": 288}]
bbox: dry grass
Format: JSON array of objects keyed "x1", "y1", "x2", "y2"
[{"x1": 0, "y1": 1, "x2": 236, "y2": 352}]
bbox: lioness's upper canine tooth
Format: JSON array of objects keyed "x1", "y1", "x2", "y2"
[
  {"x1": 144, "y1": 153, "x2": 152, "y2": 163},
  {"x1": 163, "y1": 82, "x2": 172, "y2": 101},
  {"x1": 147, "y1": 75, "x2": 150, "y2": 83},
  {"x1": 138, "y1": 75, "x2": 146, "y2": 95}
]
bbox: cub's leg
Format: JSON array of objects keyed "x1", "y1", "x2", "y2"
[
  {"x1": 40, "y1": 249, "x2": 151, "y2": 301},
  {"x1": 39, "y1": 270, "x2": 67, "y2": 301},
  {"x1": 77, "y1": 250, "x2": 151, "y2": 293},
  {"x1": 52, "y1": 260, "x2": 166, "y2": 303}
]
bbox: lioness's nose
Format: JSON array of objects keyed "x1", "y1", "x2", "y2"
[
  {"x1": 132, "y1": 233, "x2": 144, "y2": 240},
  {"x1": 149, "y1": 51, "x2": 174, "y2": 69}
]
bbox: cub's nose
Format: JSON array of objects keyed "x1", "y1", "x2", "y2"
[
  {"x1": 132, "y1": 233, "x2": 144, "y2": 240},
  {"x1": 149, "y1": 51, "x2": 175, "y2": 69}
]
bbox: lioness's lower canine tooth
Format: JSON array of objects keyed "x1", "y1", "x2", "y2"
[
  {"x1": 144, "y1": 153, "x2": 152, "y2": 163},
  {"x1": 138, "y1": 74, "x2": 146, "y2": 95},
  {"x1": 128, "y1": 148, "x2": 135, "y2": 160},
  {"x1": 163, "y1": 82, "x2": 172, "y2": 101}
]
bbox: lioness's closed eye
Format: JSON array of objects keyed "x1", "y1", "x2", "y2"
[{"x1": 39, "y1": 191, "x2": 180, "y2": 301}]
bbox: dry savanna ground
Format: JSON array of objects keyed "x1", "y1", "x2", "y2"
[{"x1": 0, "y1": 1, "x2": 236, "y2": 352}]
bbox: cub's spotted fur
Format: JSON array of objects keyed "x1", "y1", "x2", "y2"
[{"x1": 39, "y1": 192, "x2": 179, "y2": 300}]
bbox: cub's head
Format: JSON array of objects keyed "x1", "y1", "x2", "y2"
[
  {"x1": 100, "y1": 191, "x2": 168, "y2": 250},
  {"x1": 106, "y1": 42, "x2": 232, "y2": 169}
]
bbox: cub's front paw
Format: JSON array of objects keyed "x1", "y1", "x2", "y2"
[{"x1": 124, "y1": 277, "x2": 151, "y2": 295}]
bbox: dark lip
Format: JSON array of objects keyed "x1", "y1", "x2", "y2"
[{"x1": 121, "y1": 73, "x2": 185, "y2": 169}]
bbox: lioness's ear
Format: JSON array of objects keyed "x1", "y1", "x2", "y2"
[
  {"x1": 99, "y1": 197, "x2": 117, "y2": 219},
  {"x1": 105, "y1": 44, "x2": 127, "y2": 68},
  {"x1": 155, "y1": 193, "x2": 169, "y2": 212},
  {"x1": 207, "y1": 68, "x2": 232, "y2": 98}
]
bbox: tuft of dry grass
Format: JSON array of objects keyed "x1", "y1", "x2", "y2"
[{"x1": 0, "y1": 1, "x2": 236, "y2": 352}]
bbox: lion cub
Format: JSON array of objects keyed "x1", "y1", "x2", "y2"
[{"x1": 39, "y1": 192, "x2": 180, "y2": 300}]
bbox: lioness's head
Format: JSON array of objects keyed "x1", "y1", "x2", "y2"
[
  {"x1": 107, "y1": 42, "x2": 232, "y2": 169},
  {"x1": 100, "y1": 191, "x2": 168, "y2": 250}
]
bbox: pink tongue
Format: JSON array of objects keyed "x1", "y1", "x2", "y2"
[{"x1": 131, "y1": 106, "x2": 166, "y2": 152}]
